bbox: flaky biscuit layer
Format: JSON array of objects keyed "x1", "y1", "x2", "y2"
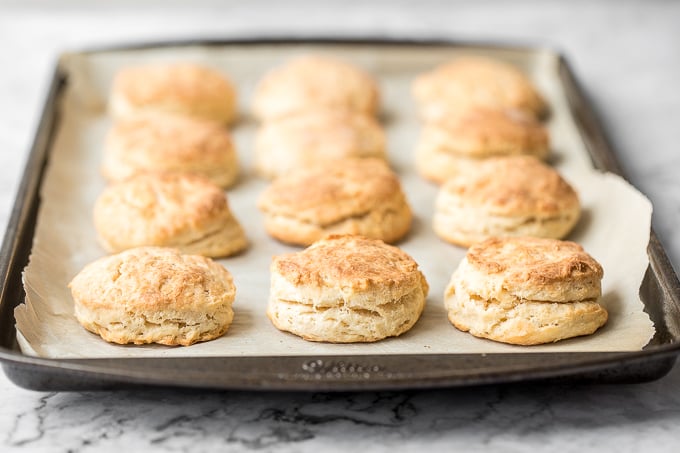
[
  {"x1": 444, "y1": 284, "x2": 607, "y2": 346},
  {"x1": 268, "y1": 287, "x2": 426, "y2": 343}
]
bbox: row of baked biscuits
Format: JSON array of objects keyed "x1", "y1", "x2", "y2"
[
  {"x1": 104, "y1": 58, "x2": 578, "y2": 252},
  {"x1": 261, "y1": 56, "x2": 606, "y2": 346},
  {"x1": 99, "y1": 58, "x2": 395, "y2": 256},
  {"x1": 81, "y1": 58, "x2": 404, "y2": 348},
  {"x1": 252, "y1": 56, "x2": 385, "y2": 179},
  {"x1": 107, "y1": 57, "x2": 388, "y2": 184},
  {"x1": 77, "y1": 64, "x2": 246, "y2": 346},
  {"x1": 101, "y1": 64, "x2": 248, "y2": 257},
  {"x1": 253, "y1": 56, "x2": 580, "y2": 252},
  {"x1": 70, "y1": 55, "x2": 607, "y2": 349},
  {"x1": 409, "y1": 58, "x2": 607, "y2": 344},
  {"x1": 69, "y1": 234, "x2": 607, "y2": 347},
  {"x1": 410, "y1": 57, "x2": 580, "y2": 248}
]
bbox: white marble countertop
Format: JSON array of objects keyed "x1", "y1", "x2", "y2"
[{"x1": 1, "y1": 1, "x2": 680, "y2": 451}]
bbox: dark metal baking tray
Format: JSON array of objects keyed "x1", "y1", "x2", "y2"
[{"x1": 2, "y1": 37, "x2": 679, "y2": 391}]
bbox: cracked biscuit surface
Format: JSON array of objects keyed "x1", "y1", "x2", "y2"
[
  {"x1": 412, "y1": 56, "x2": 547, "y2": 122},
  {"x1": 110, "y1": 63, "x2": 237, "y2": 124},
  {"x1": 433, "y1": 155, "x2": 580, "y2": 247},
  {"x1": 257, "y1": 158, "x2": 412, "y2": 246},
  {"x1": 267, "y1": 235, "x2": 429, "y2": 343},
  {"x1": 444, "y1": 236, "x2": 607, "y2": 345},
  {"x1": 69, "y1": 246, "x2": 236, "y2": 346},
  {"x1": 251, "y1": 55, "x2": 380, "y2": 120},
  {"x1": 94, "y1": 172, "x2": 247, "y2": 257}
]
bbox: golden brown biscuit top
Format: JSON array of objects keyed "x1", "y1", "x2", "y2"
[
  {"x1": 112, "y1": 63, "x2": 235, "y2": 107},
  {"x1": 95, "y1": 173, "x2": 229, "y2": 241},
  {"x1": 273, "y1": 235, "x2": 427, "y2": 293},
  {"x1": 441, "y1": 156, "x2": 578, "y2": 216},
  {"x1": 253, "y1": 56, "x2": 379, "y2": 117},
  {"x1": 69, "y1": 247, "x2": 235, "y2": 311},
  {"x1": 413, "y1": 57, "x2": 547, "y2": 117},
  {"x1": 467, "y1": 236, "x2": 603, "y2": 286},
  {"x1": 423, "y1": 108, "x2": 549, "y2": 157},
  {"x1": 258, "y1": 158, "x2": 402, "y2": 225},
  {"x1": 106, "y1": 114, "x2": 235, "y2": 162}
]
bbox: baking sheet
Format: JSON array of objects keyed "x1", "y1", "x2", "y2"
[{"x1": 14, "y1": 44, "x2": 654, "y2": 358}]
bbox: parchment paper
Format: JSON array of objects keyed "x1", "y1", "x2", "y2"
[{"x1": 15, "y1": 44, "x2": 654, "y2": 358}]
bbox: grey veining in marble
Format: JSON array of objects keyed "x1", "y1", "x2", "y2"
[
  {"x1": 3, "y1": 374, "x2": 680, "y2": 451},
  {"x1": 1, "y1": 1, "x2": 680, "y2": 451}
]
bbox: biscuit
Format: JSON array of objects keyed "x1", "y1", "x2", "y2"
[
  {"x1": 433, "y1": 156, "x2": 580, "y2": 247},
  {"x1": 267, "y1": 235, "x2": 429, "y2": 343},
  {"x1": 412, "y1": 56, "x2": 547, "y2": 122},
  {"x1": 94, "y1": 173, "x2": 248, "y2": 257},
  {"x1": 101, "y1": 114, "x2": 239, "y2": 188},
  {"x1": 110, "y1": 63, "x2": 237, "y2": 124},
  {"x1": 444, "y1": 236, "x2": 607, "y2": 345},
  {"x1": 257, "y1": 158, "x2": 412, "y2": 246},
  {"x1": 415, "y1": 108, "x2": 550, "y2": 184},
  {"x1": 251, "y1": 56, "x2": 380, "y2": 120},
  {"x1": 69, "y1": 247, "x2": 236, "y2": 346},
  {"x1": 254, "y1": 110, "x2": 386, "y2": 179}
]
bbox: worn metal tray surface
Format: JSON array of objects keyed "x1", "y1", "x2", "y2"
[{"x1": 1, "y1": 38, "x2": 680, "y2": 391}]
